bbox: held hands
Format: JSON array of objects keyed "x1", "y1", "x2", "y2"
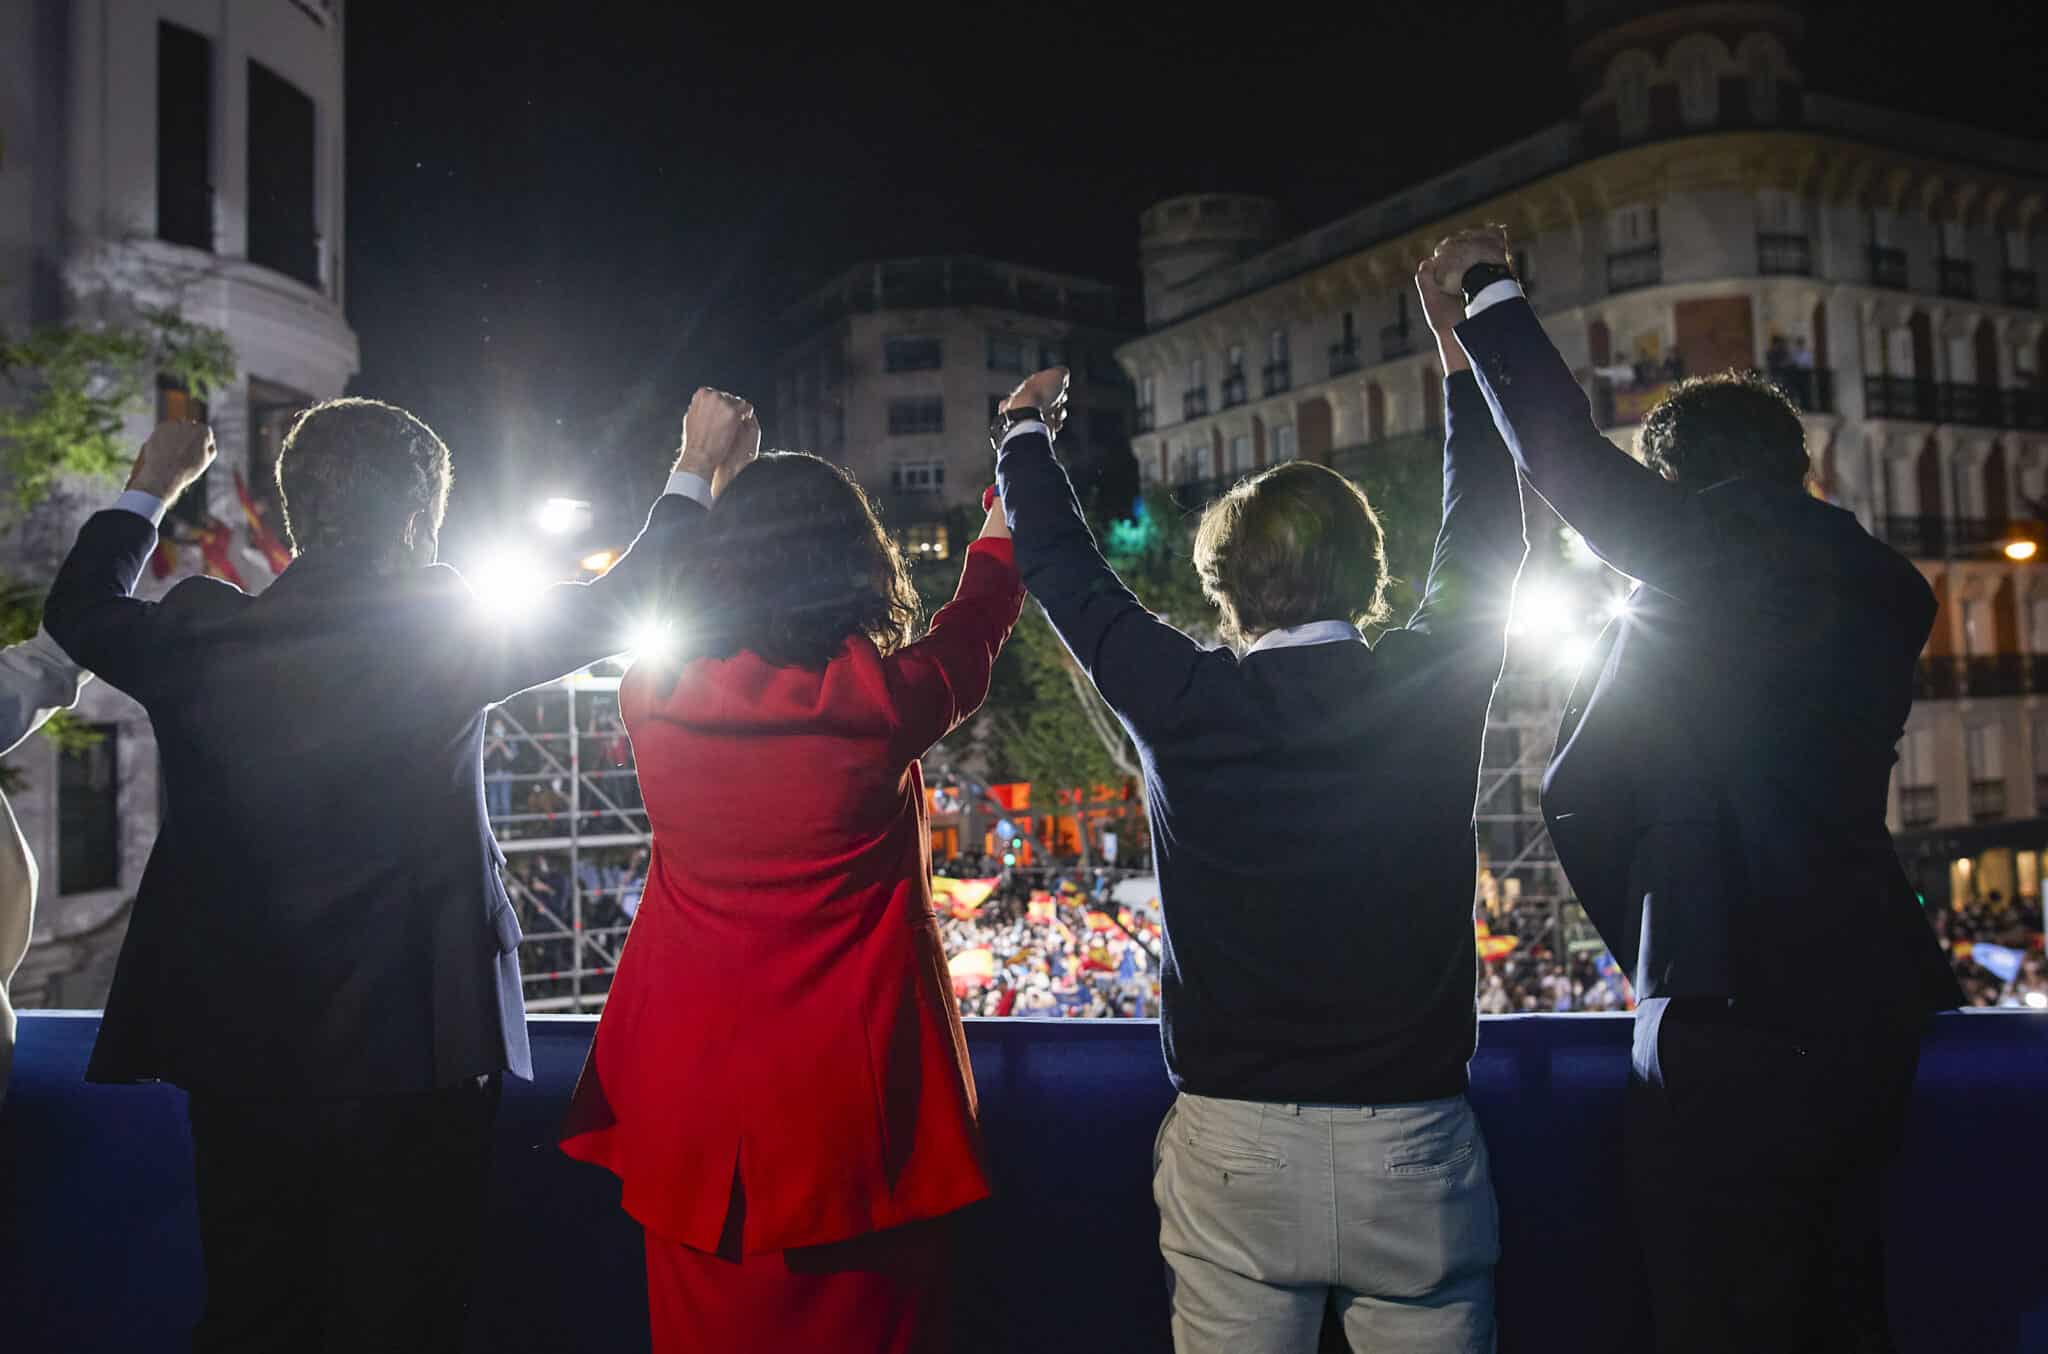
[
  {"x1": 673, "y1": 388, "x2": 760, "y2": 498},
  {"x1": 999, "y1": 367, "x2": 1071, "y2": 440},
  {"x1": 1415, "y1": 225, "x2": 1513, "y2": 376},
  {"x1": 127, "y1": 421, "x2": 217, "y2": 505}
]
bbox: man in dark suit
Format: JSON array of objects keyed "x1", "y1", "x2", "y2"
[
  {"x1": 43, "y1": 389, "x2": 757, "y2": 1352},
  {"x1": 996, "y1": 258, "x2": 1526, "y2": 1352},
  {"x1": 1428, "y1": 227, "x2": 1962, "y2": 1353}
]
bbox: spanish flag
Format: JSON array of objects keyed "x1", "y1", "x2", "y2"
[{"x1": 233, "y1": 469, "x2": 293, "y2": 576}]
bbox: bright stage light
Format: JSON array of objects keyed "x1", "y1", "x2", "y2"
[
  {"x1": 2004, "y1": 539, "x2": 2038, "y2": 562},
  {"x1": 580, "y1": 548, "x2": 620, "y2": 574},
  {"x1": 2027, "y1": 991, "x2": 2048, "y2": 1010},
  {"x1": 1601, "y1": 590, "x2": 1635, "y2": 623},
  {"x1": 465, "y1": 547, "x2": 548, "y2": 617},
  {"x1": 624, "y1": 619, "x2": 678, "y2": 665},
  {"x1": 537, "y1": 497, "x2": 591, "y2": 535},
  {"x1": 1556, "y1": 635, "x2": 1597, "y2": 677},
  {"x1": 1507, "y1": 581, "x2": 1574, "y2": 640}
]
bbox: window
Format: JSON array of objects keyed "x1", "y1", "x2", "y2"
[
  {"x1": 890, "y1": 460, "x2": 946, "y2": 495},
  {"x1": 1968, "y1": 723, "x2": 2007, "y2": 820},
  {"x1": 1271, "y1": 423, "x2": 1297, "y2": 463},
  {"x1": 1139, "y1": 376, "x2": 1155, "y2": 410},
  {"x1": 158, "y1": 381, "x2": 212, "y2": 526},
  {"x1": 1226, "y1": 435, "x2": 1251, "y2": 474},
  {"x1": 2029, "y1": 597, "x2": 2048, "y2": 653},
  {"x1": 1759, "y1": 189, "x2": 1803, "y2": 234},
  {"x1": 247, "y1": 60, "x2": 319, "y2": 287},
  {"x1": 1340, "y1": 312, "x2": 1357, "y2": 348},
  {"x1": 987, "y1": 334, "x2": 1025, "y2": 373},
  {"x1": 1226, "y1": 344, "x2": 1245, "y2": 375},
  {"x1": 884, "y1": 336, "x2": 942, "y2": 373},
  {"x1": 59, "y1": 725, "x2": 120, "y2": 895},
  {"x1": 1964, "y1": 600, "x2": 1993, "y2": 656},
  {"x1": 1870, "y1": 210, "x2": 1896, "y2": 248},
  {"x1": 1188, "y1": 356, "x2": 1205, "y2": 388},
  {"x1": 1672, "y1": 39, "x2": 1721, "y2": 127},
  {"x1": 1740, "y1": 34, "x2": 1783, "y2": 121},
  {"x1": 1610, "y1": 51, "x2": 1655, "y2": 138},
  {"x1": 1898, "y1": 728, "x2": 1938, "y2": 828},
  {"x1": 1088, "y1": 409, "x2": 1125, "y2": 446},
  {"x1": 896, "y1": 522, "x2": 949, "y2": 562},
  {"x1": 157, "y1": 23, "x2": 213, "y2": 250},
  {"x1": 887, "y1": 398, "x2": 944, "y2": 436},
  {"x1": 1609, "y1": 204, "x2": 1658, "y2": 249},
  {"x1": 1269, "y1": 329, "x2": 1288, "y2": 363},
  {"x1": 1172, "y1": 441, "x2": 1210, "y2": 483}
]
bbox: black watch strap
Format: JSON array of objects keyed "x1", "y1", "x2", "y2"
[
  {"x1": 990, "y1": 405, "x2": 1048, "y2": 452},
  {"x1": 1460, "y1": 261, "x2": 1517, "y2": 304}
]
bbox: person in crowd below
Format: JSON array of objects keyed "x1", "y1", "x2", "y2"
[
  {"x1": 1428, "y1": 226, "x2": 1961, "y2": 1354},
  {"x1": 559, "y1": 443, "x2": 1025, "y2": 1354},
  {"x1": 996, "y1": 261, "x2": 1526, "y2": 1351},
  {"x1": 41, "y1": 389, "x2": 758, "y2": 1353},
  {"x1": 0, "y1": 629, "x2": 92, "y2": 1106}
]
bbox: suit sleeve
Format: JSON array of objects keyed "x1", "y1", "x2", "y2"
[
  {"x1": 1397, "y1": 370, "x2": 1528, "y2": 664},
  {"x1": 0, "y1": 631, "x2": 91, "y2": 756},
  {"x1": 44, "y1": 509, "x2": 173, "y2": 701},
  {"x1": 997, "y1": 428, "x2": 1213, "y2": 737},
  {"x1": 1454, "y1": 296, "x2": 1715, "y2": 596},
  {"x1": 447, "y1": 492, "x2": 709, "y2": 704},
  {"x1": 885, "y1": 537, "x2": 1025, "y2": 765}
]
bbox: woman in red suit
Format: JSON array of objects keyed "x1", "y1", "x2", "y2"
[{"x1": 561, "y1": 401, "x2": 1026, "y2": 1352}]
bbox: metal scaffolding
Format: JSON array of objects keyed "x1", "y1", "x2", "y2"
[{"x1": 484, "y1": 668, "x2": 649, "y2": 1013}]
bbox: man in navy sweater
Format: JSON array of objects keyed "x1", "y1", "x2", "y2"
[{"x1": 995, "y1": 260, "x2": 1526, "y2": 1354}]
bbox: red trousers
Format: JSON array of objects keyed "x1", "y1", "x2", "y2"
[{"x1": 644, "y1": 1217, "x2": 952, "y2": 1354}]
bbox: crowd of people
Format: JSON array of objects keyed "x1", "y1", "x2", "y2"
[
  {"x1": 933, "y1": 868, "x2": 1162, "y2": 1018},
  {"x1": 1933, "y1": 891, "x2": 2048, "y2": 1007}
]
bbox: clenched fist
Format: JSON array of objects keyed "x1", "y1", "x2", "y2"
[
  {"x1": 1426, "y1": 225, "x2": 1512, "y2": 299},
  {"x1": 673, "y1": 388, "x2": 760, "y2": 498},
  {"x1": 127, "y1": 421, "x2": 217, "y2": 506},
  {"x1": 999, "y1": 367, "x2": 1070, "y2": 440}
]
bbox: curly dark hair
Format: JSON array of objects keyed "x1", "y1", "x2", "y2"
[
  {"x1": 276, "y1": 397, "x2": 453, "y2": 563},
  {"x1": 1638, "y1": 371, "x2": 1809, "y2": 490},
  {"x1": 1193, "y1": 461, "x2": 1390, "y2": 652},
  {"x1": 678, "y1": 452, "x2": 922, "y2": 669}
]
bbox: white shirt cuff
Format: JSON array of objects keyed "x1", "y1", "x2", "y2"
[
  {"x1": 998, "y1": 419, "x2": 1050, "y2": 450},
  {"x1": 1465, "y1": 279, "x2": 1525, "y2": 318},
  {"x1": 114, "y1": 489, "x2": 168, "y2": 525},
  {"x1": 663, "y1": 471, "x2": 714, "y2": 507}
]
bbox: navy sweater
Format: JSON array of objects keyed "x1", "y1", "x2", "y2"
[{"x1": 997, "y1": 372, "x2": 1526, "y2": 1104}]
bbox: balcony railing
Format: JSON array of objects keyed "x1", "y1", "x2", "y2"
[
  {"x1": 1182, "y1": 388, "x2": 1210, "y2": 421},
  {"x1": 1938, "y1": 257, "x2": 1977, "y2": 300},
  {"x1": 1380, "y1": 324, "x2": 1414, "y2": 362},
  {"x1": 1606, "y1": 242, "x2": 1662, "y2": 292},
  {"x1": 1966, "y1": 654, "x2": 2027, "y2": 698},
  {"x1": 1757, "y1": 232, "x2": 1812, "y2": 276},
  {"x1": 1898, "y1": 784, "x2": 1938, "y2": 829},
  {"x1": 1869, "y1": 245, "x2": 1909, "y2": 289},
  {"x1": 2004, "y1": 268, "x2": 2040, "y2": 309},
  {"x1": 1914, "y1": 656, "x2": 1963, "y2": 699},
  {"x1": 1864, "y1": 375, "x2": 1940, "y2": 421},
  {"x1": 1879, "y1": 516, "x2": 2031, "y2": 559},
  {"x1": 1970, "y1": 779, "x2": 2008, "y2": 822},
  {"x1": 1262, "y1": 360, "x2": 1292, "y2": 396},
  {"x1": 1219, "y1": 371, "x2": 1248, "y2": 409},
  {"x1": 1328, "y1": 342, "x2": 1362, "y2": 378},
  {"x1": 1767, "y1": 367, "x2": 1835, "y2": 414}
]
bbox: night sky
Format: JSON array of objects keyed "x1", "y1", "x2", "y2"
[{"x1": 343, "y1": 2, "x2": 2048, "y2": 556}]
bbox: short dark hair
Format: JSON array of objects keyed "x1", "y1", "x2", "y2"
[
  {"x1": 1638, "y1": 371, "x2": 1808, "y2": 490},
  {"x1": 678, "y1": 452, "x2": 921, "y2": 669},
  {"x1": 1192, "y1": 461, "x2": 1389, "y2": 651},
  {"x1": 276, "y1": 397, "x2": 452, "y2": 560}
]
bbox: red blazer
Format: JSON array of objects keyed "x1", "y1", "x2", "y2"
[{"x1": 561, "y1": 538, "x2": 1023, "y2": 1254}]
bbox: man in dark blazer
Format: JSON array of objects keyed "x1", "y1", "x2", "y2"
[
  {"x1": 43, "y1": 389, "x2": 757, "y2": 1353},
  {"x1": 1429, "y1": 227, "x2": 1961, "y2": 1353},
  {"x1": 996, "y1": 259, "x2": 1526, "y2": 1352}
]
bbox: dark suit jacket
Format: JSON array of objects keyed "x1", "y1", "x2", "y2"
[
  {"x1": 43, "y1": 495, "x2": 704, "y2": 1095},
  {"x1": 1455, "y1": 297, "x2": 1962, "y2": 1026},
  {"x1": 998, "y1": 375, "x2": 1527, "y2": 1104}
]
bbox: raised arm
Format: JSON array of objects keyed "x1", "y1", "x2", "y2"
[
  {"x1": 1401, "y1": 258, "x2": 1528, "y2": 651},
  {"x1": 996, "y1": 368, "x2": 1213, "y2": 737},
  {"x1": 449, "y1": 388, "x2": 755, "y2": 703},
  {"x1": 45, "y1": 421, "x2": 218, "y2": 699},
  {"x1": 886, "y1": 496, "x2": 1026, "y2": 764},
  {"x1": 1432, "y1": 227, "x2": 1713, "y2": 595}
]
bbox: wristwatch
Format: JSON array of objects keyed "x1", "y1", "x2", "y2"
[
  {"x1": 990, "y1": 405, "x2": 1051, "y2": 453},
  {"x1": 1459, "y1": 260, "x2": 1518, "y2": 305}
]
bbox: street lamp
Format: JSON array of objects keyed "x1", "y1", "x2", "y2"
[{"x1": 2004, "y1": 539, "x2": 2038, "y2": 562}]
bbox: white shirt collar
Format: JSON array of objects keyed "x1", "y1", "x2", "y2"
[{"x1": 1244, "y1": 619, "x2": 1362, "y2": 655}]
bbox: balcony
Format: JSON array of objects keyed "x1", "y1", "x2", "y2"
[
  {"x1": 1879, "y1": 516, "x2": 2032, "y2": 560},
  {"x1": 1262, "y1": 359, "x2": 1292, "y2": 396},
  {"x1": 1865, "y1": 375, "x2": 1940, "y2": 422},
  {"x1": 1970, "y1": 778, "x2": 2008, "y2": 821},
  {"x1": 12, "y1": 1012, "x2": 2048, "y2": 1354},
  {"x1": 1914, "y1": 655, "x2": 1963, "y2": 699},
  {"x1": 1219, "y1": 371, "x2": 1248, "y2": 410},
  {"x1": 1757, "y1": 232, "x2": 1812, "y2": 276},
  {"x1": 1938, "y1": 257, "x2": 1977, "y2": 300},
  {"x1": 1898, "y1": 784, "x2": 1938, "y2": 828},
  {"x1": 1606, "y1": 242, "x2": 1662, "y2": 293},
  {"x1": 1768, "y1": 367, "x2": 1835, "y2": 414},
  {"x1": 2004, "y1": 268, "x2": 2040, "y2": 309},
  {"x1": 1966, "y1": 654, "x2": 2027, "y2": 698},
  {"x1": 1328, "y1": 341, "x2": 1362, "y2": 379},
  {"x1": 1380, "y1": 323, "x2": 1415, "y2": 362},
  {"x1": 1869, "y1": 245, "x2": 1909, "y2": 289},
  {"x1": 1182, "y1": 387, "x2": 1210, "y2": 421}
]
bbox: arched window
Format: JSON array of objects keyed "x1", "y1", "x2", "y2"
[
  {"x1": 1737, "y1": 33, "x2": 1786, "y2": 121},
  {"x1": 1669, "y1": 36, "x2": 1726, "y2": 128},
  {"x1": 1609, "y1": 51, "x2": 1656, "y2": 139}
]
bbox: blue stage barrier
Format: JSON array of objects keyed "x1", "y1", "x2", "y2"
[{"x1": 5, "y1": 1010, "x2": 2048, "y2": 1352}]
